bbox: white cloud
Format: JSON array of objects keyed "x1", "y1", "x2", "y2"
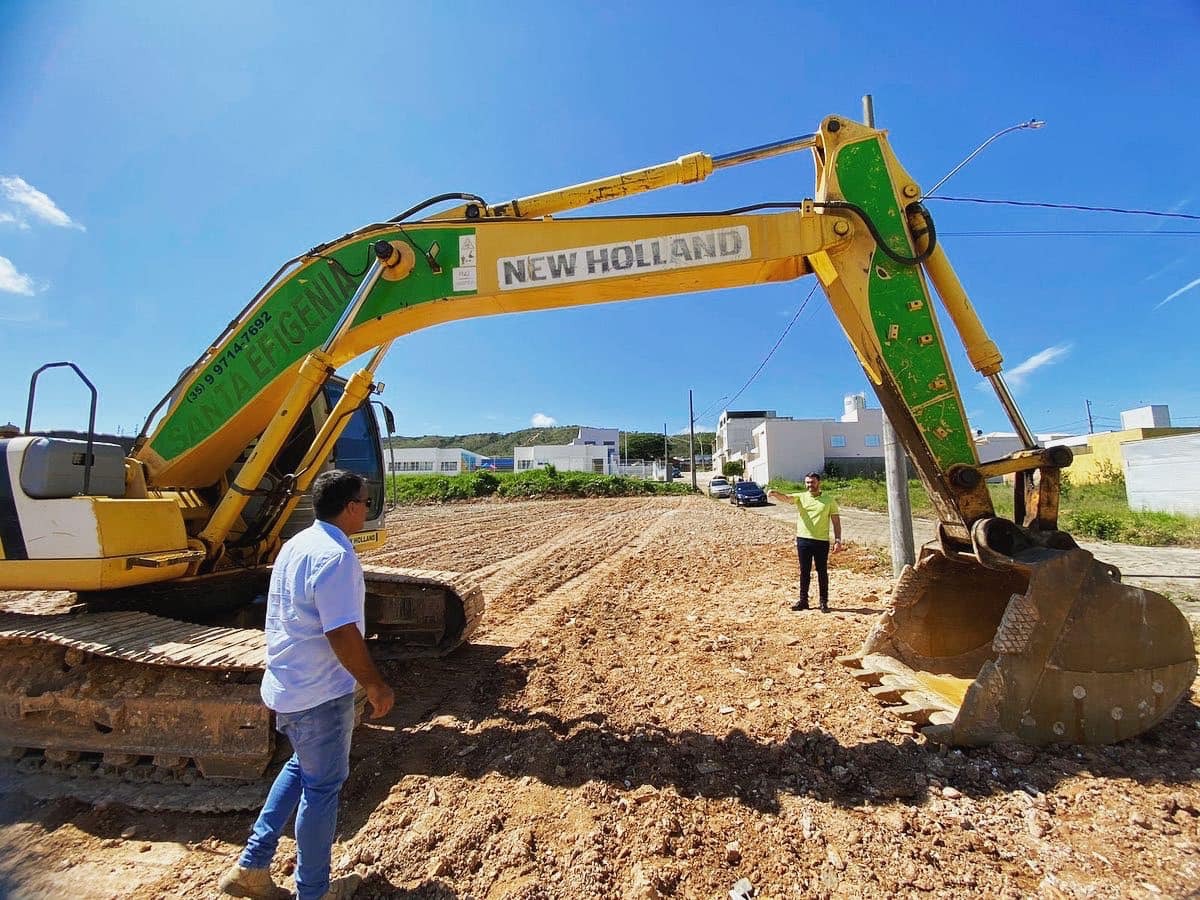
[
  {"x1": 676, "y1": 424, "x2": 714, "y2": 434},
  {"x1": 1004, "y1": 344, "x2": 1072, "y2": 390},
  {"x1": 0, "y1": 176, "x2": 84, "y2": 231},
  {"x1": 530, "y1": 412, "x2": 557, "y2": 427},
  {"x1": 1143, "y1": 255, "x2": 1188, "y2": 282},
  {"x1": 0, "y1": 255, "x2": 35, "y2": 296},
  {"x1": 981, "y1": 344, "x2": 1072, "y2": 392},
  {"x1": 1154, "y1": 276, "x2": 1200, "y2": 310},
  {"x1": 1166, "y1": 196, "x2": 1191, "y2": 215}
]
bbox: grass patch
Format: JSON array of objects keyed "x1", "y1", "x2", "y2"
[
  {"x1": 766, "y1": 475, "x2": 1200, "y2": 548},
  {"x1": 388, "y1": 469, "x2": 695, "y2": 504}
]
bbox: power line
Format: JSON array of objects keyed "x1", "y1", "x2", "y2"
[
  {"x1": 676, "y1": 186, "x2": 1196, "y2": 436},
  {"x1": 676, "y1": 283, "x2": 820, "y2": 434},
  {"x1": 927, "y1": 195, "x2": 1200, "y2": 221},
  {"x1": 725, "y1": 283, "x2": 820, "y2": 410}
]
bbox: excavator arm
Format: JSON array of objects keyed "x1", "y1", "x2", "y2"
[{"x1": 139, "y1": 116, "x2": 1005, "y2": 541}]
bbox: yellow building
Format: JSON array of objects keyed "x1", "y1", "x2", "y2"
[{"x1": 1067, "y1": 427, "x2": 1200, "y2": 484}]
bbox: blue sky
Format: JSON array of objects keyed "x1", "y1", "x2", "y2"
[{"x1": 2, "y1": 2, "x2": 1198, "y2": 443}]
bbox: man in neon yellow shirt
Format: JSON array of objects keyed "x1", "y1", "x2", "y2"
[{"x1": 790, "y1": 472, "x2": 842, "y2": 612}]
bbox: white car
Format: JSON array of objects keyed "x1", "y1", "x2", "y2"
[{"x1": 708, "y1": 476, "x2": 733, "y2": 499}]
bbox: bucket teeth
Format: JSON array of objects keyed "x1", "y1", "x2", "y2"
[
  {"x1": 887, "y1": 703, "x2": 935, "y2": 726},
  {"x1": 867, "y1": 684, "x2": 907, "y2": 702},
  {"x1": 843, "y1": 654, "x2": 959, "y2": 730}
]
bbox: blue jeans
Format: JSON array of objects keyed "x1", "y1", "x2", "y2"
[{"x1": 240, "y1": 692, "x2": 355, "y2": 900}]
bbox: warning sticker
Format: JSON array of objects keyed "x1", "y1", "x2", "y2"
[
  {"x1": 459, "y1": 234, "x2": 477, "y2": 266},
  {"x1": 453, "y1": 266, "x2": 477, "y2": 292}
]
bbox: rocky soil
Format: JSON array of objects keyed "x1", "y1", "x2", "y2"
[{"x1": 0, "y1": 495, "x2": 1197, "y2": 899}]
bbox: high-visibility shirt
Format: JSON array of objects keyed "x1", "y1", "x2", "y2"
[{"x1": 791, "y1": 491, "x2": 839, "y2": 541}]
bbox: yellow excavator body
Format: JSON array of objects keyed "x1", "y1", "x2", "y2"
[{"x1": 1, "y1": 109, "x2": 1194, "y2": 811}]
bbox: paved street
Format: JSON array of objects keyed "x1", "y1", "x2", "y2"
[{"x1": 694, "y1": 472, "x2": 1199, "y2": 602}]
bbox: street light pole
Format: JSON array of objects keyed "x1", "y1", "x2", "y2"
[{"x1": 689, "y1": 389, "x2": 697, "y2": 490}]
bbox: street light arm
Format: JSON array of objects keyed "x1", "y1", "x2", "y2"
[{"x1": 923, "y1": 118, "x2": 1045, "y2": 198}]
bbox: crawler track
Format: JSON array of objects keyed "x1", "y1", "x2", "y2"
[{"x1": 0, "y1": 565, "x2": 482, "y2": 811}]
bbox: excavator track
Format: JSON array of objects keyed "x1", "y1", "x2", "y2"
[
  {"x1": 362, "y1": 564, "x2": 486, "y2": 657},
  {"x1": 0, "y1": 565, "x2": 482, "y2": 811}
]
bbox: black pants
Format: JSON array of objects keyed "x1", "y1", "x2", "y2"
[{"x1": 796, "y1": 537, "x2": 830, "y2": 605}]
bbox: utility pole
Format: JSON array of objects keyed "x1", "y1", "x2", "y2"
[
  {"x1": 864, "y1": 93, "x2": 915, "y2": 575},
  {"x1": 1086, "y1": 399, "x2": 1094, "y2": 434},
  {"x1": 663, "y1": 423, "x2": 670, "y2": 481},
  {"x1": 689, "y1": 389, "x2": 697, "y2": 490}
]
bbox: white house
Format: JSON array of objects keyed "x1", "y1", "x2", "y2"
[
  {"x1": 514, "y1": 426, "x2": 620, "y2": 474},
  {"x1": 387, "y1": 447, "x2": 485, "y2": 475},
  {"x1": 735, "y1": 395, "x2": 886, "y2": 484},
  {"x1": 713, "y1": 395, "x2": 885, "y2": 483},
  {"x1": 515, "y1": 443, "x2": 614, "y2": 473},
  {"x1": 714, "y1": 410, "x2": 777, "y2": 473}
]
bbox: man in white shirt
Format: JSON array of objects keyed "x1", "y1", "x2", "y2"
[{"x1": 221, "y1": 470, "x2": 394, "y2": 900}]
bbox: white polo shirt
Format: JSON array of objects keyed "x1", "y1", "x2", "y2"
[{"x1": 260, "y1": 520, "x2": 365, "y2": 714}]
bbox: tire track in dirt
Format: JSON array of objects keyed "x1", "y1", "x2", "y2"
[
  {"x1": 369, "y1": 500, "x2": 608, "y2": 573},
  {"x1": 467, "y1": 501, "x2": 660, "y2": 585},
  {"x1": 474, "y1": 500, "x2": 682, "y2": 625},
  {"x1": 480, "y1": 500, "x2": 689, "y2": 648}
]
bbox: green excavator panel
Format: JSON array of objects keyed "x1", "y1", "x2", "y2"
[
  {"x1": 150, "y1": 227, "x2": 476, "y2": 463},
  {"x1": 834, "y1": 139, "x2": 976, "y2": 469}
]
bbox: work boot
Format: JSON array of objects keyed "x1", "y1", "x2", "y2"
[
  {"x1": 790, "y1": 599, "x2": 809, "y2": 611},
  {"x1": 819, "y1": 600, "x2": 829, "y2": 613},
  {"x1": 217, "y1": 864, "x2": 290, "y2": 899},
  {"x1": 317, "y1": 873, "x2": 363, "y2": 900}
]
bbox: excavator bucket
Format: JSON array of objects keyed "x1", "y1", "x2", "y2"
[{"x1": 842, "y1": 524, "x2": 1197, "y2": 745}]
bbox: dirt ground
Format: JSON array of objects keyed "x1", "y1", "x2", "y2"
[{"x1": 1, "y1": 495, "x2": 1198, "y2": 899}]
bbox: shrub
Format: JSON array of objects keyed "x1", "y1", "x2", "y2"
[
  {"x1": 496, "y1": 469, "x2": 558, "y2": 498},
  {"x1": 1094, "y1": 458, "x2": 1126, "y2": 487},
  {"x1": 1063, "y1": 510, "x2": 1124, "y2": 541},
  {"x1": 445, "y1": 470, "x2": 499, "y2": 500}
]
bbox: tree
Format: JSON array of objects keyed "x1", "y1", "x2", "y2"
[
  {"x1": 623, "y1": 431, "x2": 667, "y2": 461},
  {"x1": 722, "y1": 460, "x2": 744, "y2": 479}
]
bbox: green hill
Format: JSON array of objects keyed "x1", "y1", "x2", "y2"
[
  {"x1": 385, "y1": 426, "x2": 579, "y2": 457},
  {"x1": 384, "y1": 427, "x2": 716, "y2": 460}
]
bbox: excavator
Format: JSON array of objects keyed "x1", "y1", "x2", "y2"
[{"x1": 1, "y1": 111, "x2": 1194, "y2": 809}]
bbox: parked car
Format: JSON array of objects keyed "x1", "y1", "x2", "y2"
[
  {"x1": 730, "y1": 480, "x2": 768, "y2": 507},
  {"x1": 708, "y1": 476, "x2": 733, "y2": 499}
]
